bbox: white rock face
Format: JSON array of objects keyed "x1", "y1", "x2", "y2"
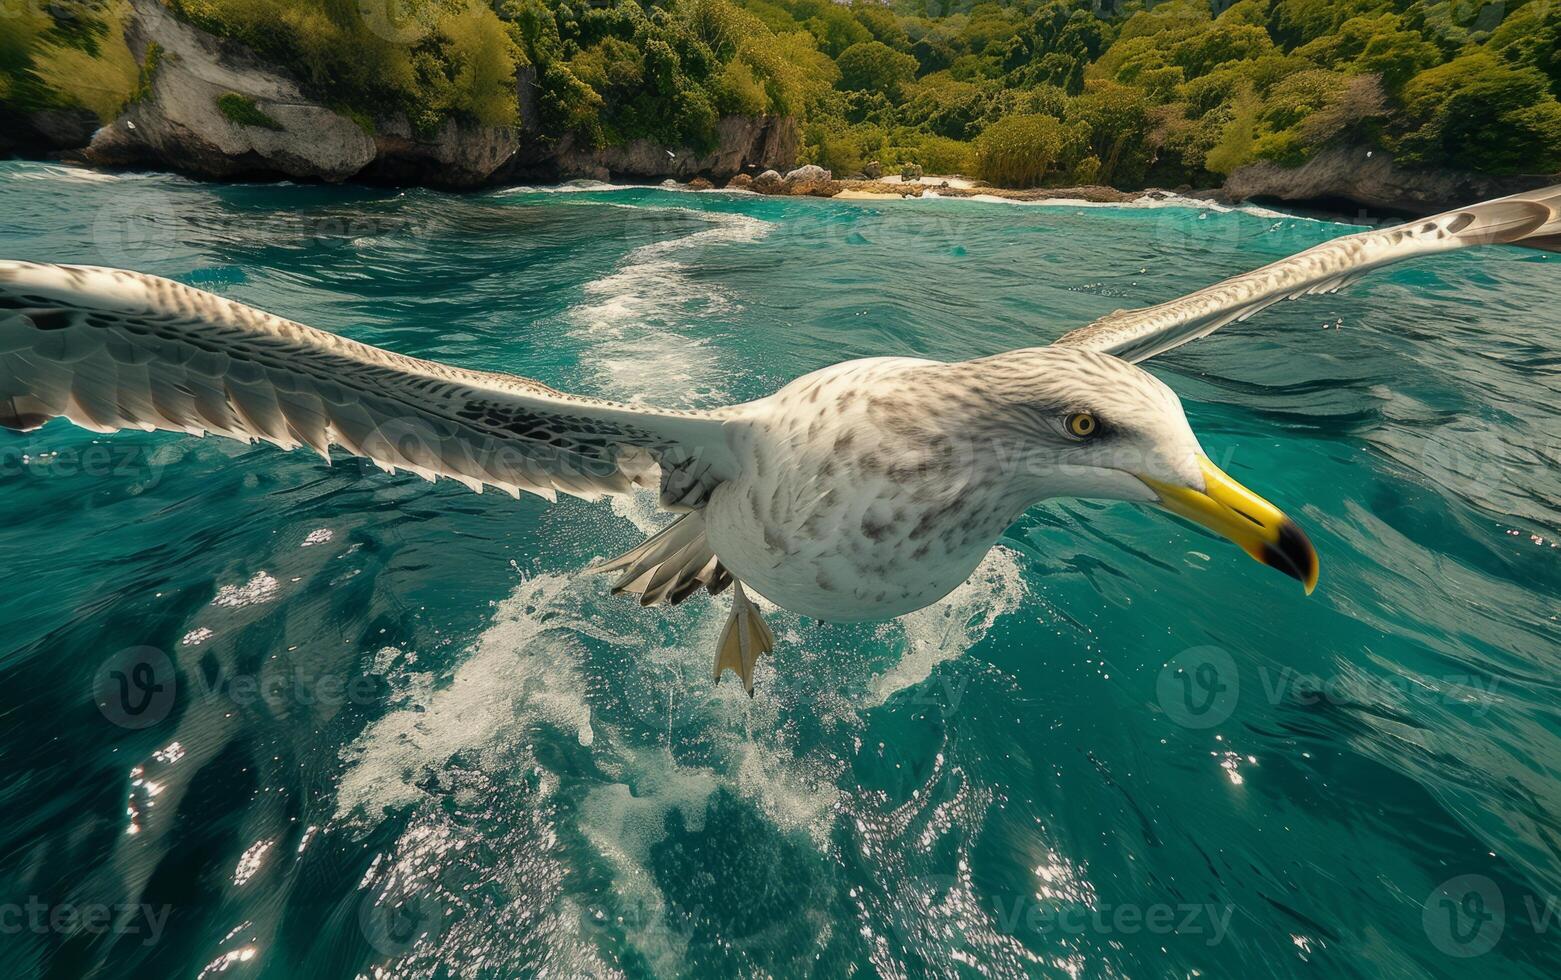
[{"x1": 88, "y1": 0, "x2": 376, "y2": 181}]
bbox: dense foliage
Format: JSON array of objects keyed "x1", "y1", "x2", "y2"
[
  {"x1": 4, "y1": 0, "x2": 1559, "y2": 184},
  {"x1": 779, "y1": 0, "x2": 1561, "y2": 184}
]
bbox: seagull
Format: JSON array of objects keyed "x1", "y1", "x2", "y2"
[{"x1": 2, "y1": 186, "x2": 1557, "y2": 691}]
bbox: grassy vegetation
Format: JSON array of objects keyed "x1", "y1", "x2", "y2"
[
  {"x1": 216, "y1": 91, "x2": 282, "y2": 128},
  {"x1": 128, "y1": 41, "x2": 161, "y2": 105},
  {"x1": 4, "y1": 0, "x2": 1559, "y2": 185},
  {"x1": 2, "y1": 0, "x2": 138, "y2": 121}
]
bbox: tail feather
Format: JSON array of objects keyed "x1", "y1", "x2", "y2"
[{"x1": 592, "y1": 513, "x2": 729, "y2": 607}]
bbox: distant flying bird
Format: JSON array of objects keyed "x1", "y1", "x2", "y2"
[{"x1": 2, "y1": 186, "x2": 1558, "y2": 691}]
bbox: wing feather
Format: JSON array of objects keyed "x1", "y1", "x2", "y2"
[
  {"x1": 1054, "y1": 184, "x2": 1561, "y2": 363},
  {"x1": 0, "y1": 261, "x2": 736, "y2": 503}
]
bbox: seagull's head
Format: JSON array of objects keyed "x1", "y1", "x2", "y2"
[{"x1": 962, "y1": 346, "x2": 1319, "y2": 593}]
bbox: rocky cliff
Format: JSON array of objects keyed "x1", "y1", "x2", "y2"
[
  {"x1": 73, "y1": 0, "x2": 795, "y2": 188},
  {"x1": 6, "y1": 1, "x2": 1548, "y2": 214},
  {"x1": 1222, "y1": 147, "x2": 1557, "y2": 216}
]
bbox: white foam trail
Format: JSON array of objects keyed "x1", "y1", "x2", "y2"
[
  {"x1": 493, "y1": 179, "x2": 636, "y2": 195},
  {"x1": 567, "y1": 208, "x2": 769, "y2": 407}
]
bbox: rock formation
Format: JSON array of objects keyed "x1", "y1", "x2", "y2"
[{"x1": 72, "y1": 0, "x2": 795, "y2": 187}]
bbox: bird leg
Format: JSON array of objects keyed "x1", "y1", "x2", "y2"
[{"x1": 714, "y1": 581, "x2": 774, "y2": 695}]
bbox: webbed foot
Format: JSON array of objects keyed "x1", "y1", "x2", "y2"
[{"x1": 714, "y1": 582, "x2": 774, "y2": 695}]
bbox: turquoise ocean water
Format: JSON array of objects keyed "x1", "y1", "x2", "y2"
[{"x1": 0, "y1": 160, "x2": 1558, "y2": 978}]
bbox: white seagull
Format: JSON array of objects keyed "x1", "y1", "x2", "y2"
[{"x1": 2, "y1": 185, "x2": 1557, "y2": 691}]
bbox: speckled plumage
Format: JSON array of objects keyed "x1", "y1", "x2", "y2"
[{"x1": 2, "y1": 182, "x2": 1558, "y2": 688}]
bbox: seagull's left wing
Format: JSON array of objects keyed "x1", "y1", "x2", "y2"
[
  {"x1": 0, "y1": 261, "x2": 737, "y2": 506},
  {"x1": 1053, "y1": 184, "x2": 1561, "y2": 364}
]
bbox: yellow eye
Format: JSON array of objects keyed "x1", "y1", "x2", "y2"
[{"x1": 1066, "y1": 412, "x2": 1098, "y2": 439}]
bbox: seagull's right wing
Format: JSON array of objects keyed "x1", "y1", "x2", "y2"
[
  {"x1": 0, "y1": 261, "x2": 737, "y2": 506},
  {"x1": 1053, "y1": 184, "x2": 1561, "y2": 364}
]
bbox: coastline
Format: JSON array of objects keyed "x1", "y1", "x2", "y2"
[
  {"x1": 3, "y1": 149, "x2": 1549, "y2": 226},
  {"x1": 8, "y1": 0, "x2": 1551, "y2": 222}
]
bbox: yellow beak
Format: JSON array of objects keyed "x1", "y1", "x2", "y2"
[{"x1": 1138, "y1": 455, "x2": 1320, "y2": 594}]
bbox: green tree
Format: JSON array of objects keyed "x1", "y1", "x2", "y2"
[
  {"x1": 836, "y1": 40, "x2": 917, "y2": 100},
  {"x1": 1205, "y1": 81, "x2": 1260, "y2": 174},
  {"x1": 1067, "y1": 81, "x2": 1153, "y2": 185},
  {"x1": 1487, "y1": 1, "x2": 1561, "y2": 97},
  {"x1": 1000, "y1": 0, "x2": 1111, "y2": 94},
  {"x1": 1395, "y1": 53, "x2": 1561, "y2": 173}
]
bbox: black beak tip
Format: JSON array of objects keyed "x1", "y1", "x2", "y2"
[{"x1": 1261, "y1": 519, "x2": 1320, "y2": 594}]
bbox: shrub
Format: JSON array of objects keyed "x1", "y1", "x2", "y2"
[
  {"x1": 28, "y1": 0, "x2": 138, "y2": 120},
  {"x1": 973, "y1": 113, "x2": 1088, "y2": 187},
  {"x1": 884, "y1": 132, "x2": 974, "y2": 174}
]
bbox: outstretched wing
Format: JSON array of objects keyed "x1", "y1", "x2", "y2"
[
  {"x1": 1054, "y1": 184, "x2": 1561, "y2": 364},
  {"x1": 0, "y1": 261, "x2": 735, "y2": 505}
]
